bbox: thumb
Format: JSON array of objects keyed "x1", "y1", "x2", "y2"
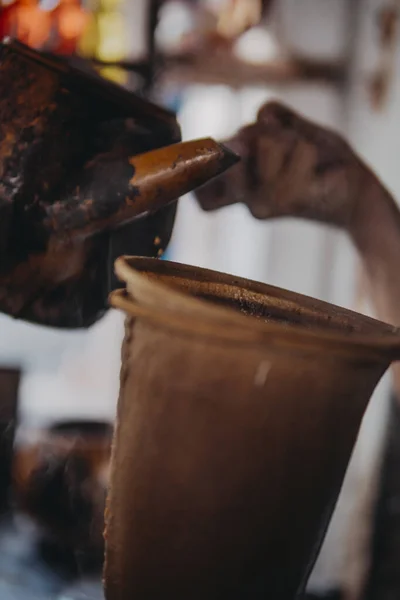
[
  {"x1": 195, "y1": 124, "x2": 259, "y2": 212},
  {"x1": 195, "y1": 135, "x2": 244, "y2": 212}
]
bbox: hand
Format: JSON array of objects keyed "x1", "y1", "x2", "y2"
[{"x1": 196, "y1": 101, "x2": 367, "y2": 229}]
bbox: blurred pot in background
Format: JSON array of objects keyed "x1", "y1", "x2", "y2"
[
  {"x1": 0, "y1": 368, "x2": 21, "y2": 515},
  {"x1": 12, "y1": 419, "x2": 112, "y2": 565}
]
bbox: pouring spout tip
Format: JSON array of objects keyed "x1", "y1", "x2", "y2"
[{"x1": 218, "y1": 142, "x2": 241, "y2": 170}]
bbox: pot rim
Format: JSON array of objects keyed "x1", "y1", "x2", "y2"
[{"x1": 112, "y1": 256, "x2": 400, "y2": 361}]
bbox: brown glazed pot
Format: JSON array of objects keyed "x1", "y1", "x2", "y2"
[{"x1": 105, "y1": 257, "x2": 400, "y2": 600}]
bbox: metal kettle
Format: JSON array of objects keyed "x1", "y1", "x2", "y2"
[{"x1": 0, "y1": 39, "x2": 238, "y2": 328}]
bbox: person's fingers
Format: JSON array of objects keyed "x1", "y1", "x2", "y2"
[
  {"x1": 195, "y1": 129, "x2": 250, "y2": 212},
  {"x1": 257, "y1": 101, "x2": 300, "y2": 132},
  {"x1": 256, "y1": 101, "x2": 364, "y2": 224},
  {"x1": 197, "y1": 100, "x2": 363, "y2": 225},
  {"x1": 258, "y1": 100, "x2": 355, "y2": 169},
  {"x1": 242, "y1": 111, "x2": 303, "y2": 219}
]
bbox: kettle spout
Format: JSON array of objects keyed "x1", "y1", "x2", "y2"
[{"x1": 44, "y1": 138, "x2": 239, "y2": 240}]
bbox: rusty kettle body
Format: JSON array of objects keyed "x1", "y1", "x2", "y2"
[{"x1": 0, "y1": 40, "x2": 237, "y2": 328}]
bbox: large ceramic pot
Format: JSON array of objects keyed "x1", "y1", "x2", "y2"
[{"x1": 105, "y1": 257, "x2": 400, "y2": 600}]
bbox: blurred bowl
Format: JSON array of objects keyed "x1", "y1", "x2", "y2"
[{"x1": 13, "y1": 419, "x2": 112, "y2": 563}]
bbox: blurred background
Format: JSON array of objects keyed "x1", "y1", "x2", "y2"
[{"x1": 0, "y1": 1, "x2": 399, "y2": 599}]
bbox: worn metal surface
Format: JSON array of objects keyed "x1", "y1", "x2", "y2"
[{"x1": 0, "y1": 40, "x2": 238, "y2": 329}]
